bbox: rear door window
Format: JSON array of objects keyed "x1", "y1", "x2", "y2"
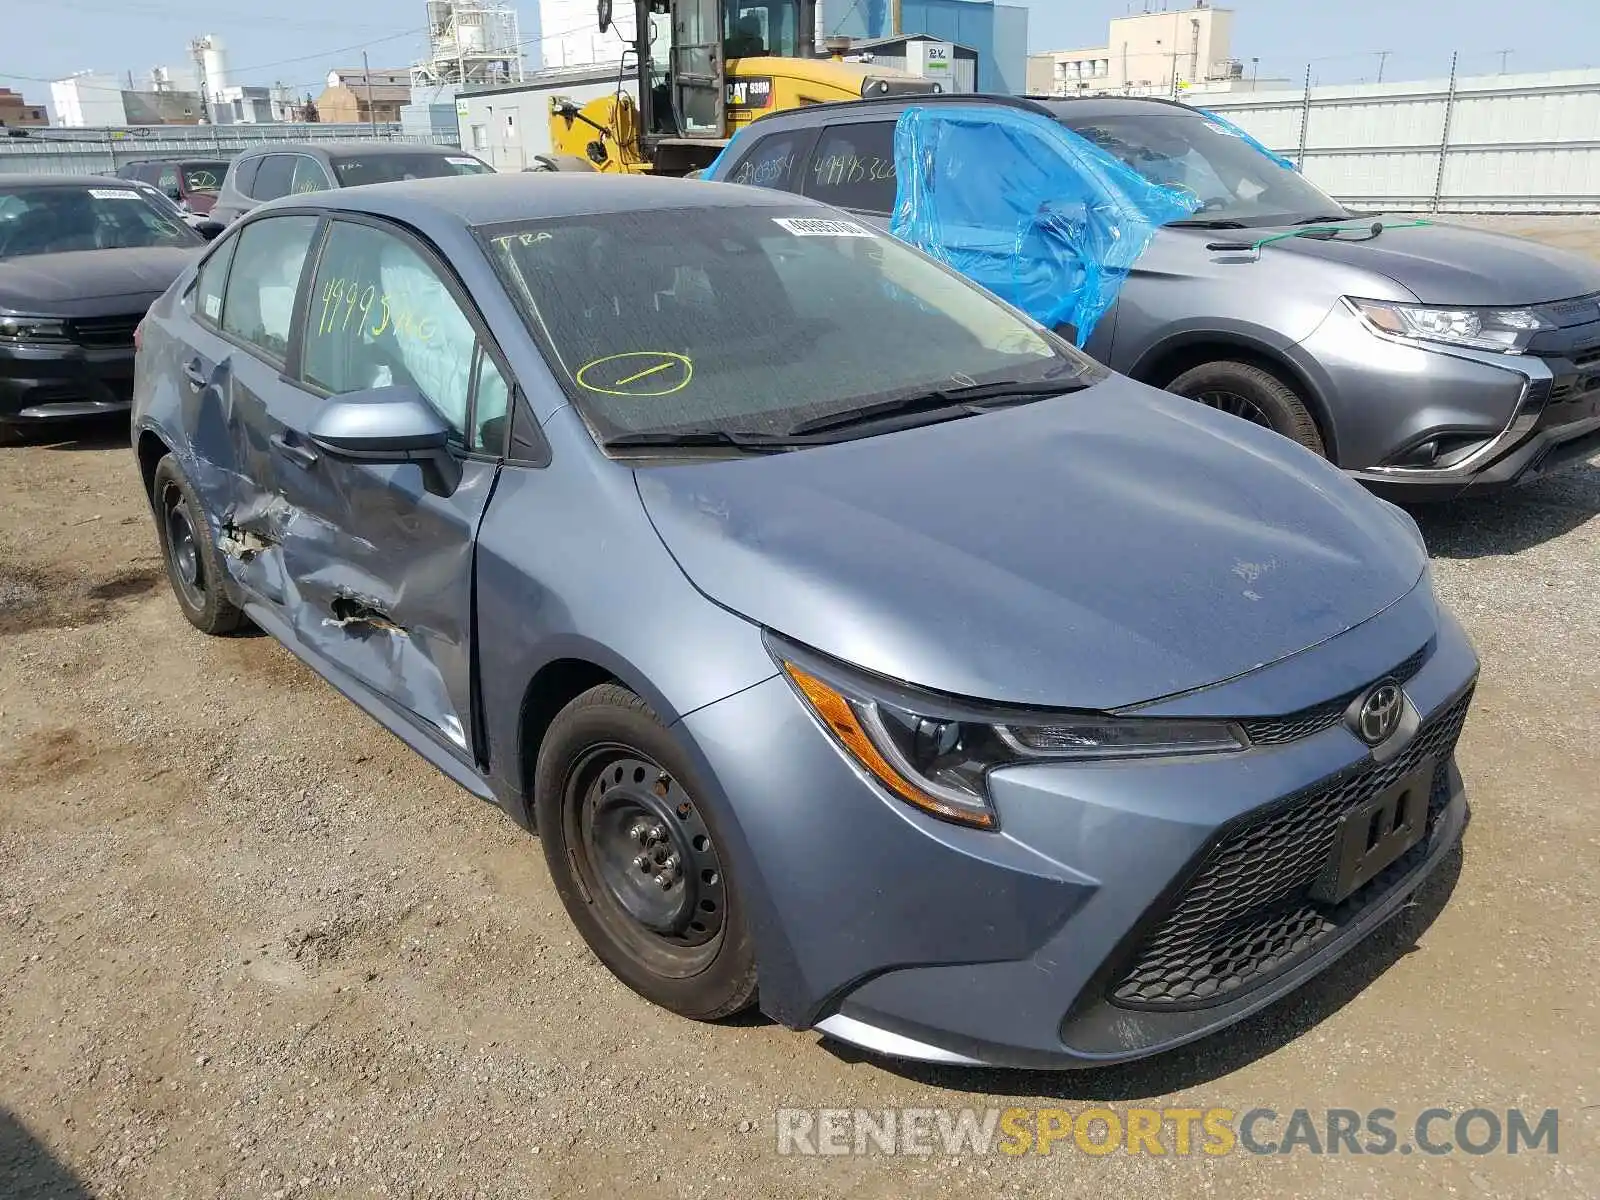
[
  {"x1": 251, "y1": 155, "x2": 297, "y2": 202},
  {"x1": 220, "y1": 214, "x2": 321, "y2": 362},
  {"x1": 191, "y1": 235, "x2": 238, "y2": 327},
  {"x1": 803, "y1": 121, "x2": 899, "y2": 214},
  {"x1": 723, "y1": 128, "x2": 814, "y2": 192},
  {"x1": 291, "y1": 156, "x2": 333, "y2": 195},
  {"x1": 230, "y1": 155, "x2": 262, "y2": 197}
]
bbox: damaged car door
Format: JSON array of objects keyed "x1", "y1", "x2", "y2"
[{"x1": 259, "y1": 215, "x2": 508, "y2": 758}]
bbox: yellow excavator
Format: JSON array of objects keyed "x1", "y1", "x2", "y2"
[{"x1": 546, "y1": 0, "x2": 941, "y2": 175}]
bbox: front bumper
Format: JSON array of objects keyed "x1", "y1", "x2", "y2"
[
  {"x1": 1297, "y1": 300, "x2": 1600, "y2": 501},
  {"x1": 0, "y1": 341, "x2": 137, "y2": 425},
  {"x1": 680, "y1": 591, "x2": 1478, "y2": 1069}
]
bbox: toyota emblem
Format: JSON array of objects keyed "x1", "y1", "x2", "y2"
[{"x1": 1353, "y1": 682, "x2": 1405, "y2": 746}]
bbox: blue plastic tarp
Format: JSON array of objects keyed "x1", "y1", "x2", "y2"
[{"x1": 889, "y1": 105, "x2": 1198, "y2": 345}]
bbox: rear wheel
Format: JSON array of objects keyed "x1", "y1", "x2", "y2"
[
  {"x1": 535, "y1": 684, "x2": 758, "y2": 1020},
  {"x1": 1166, "y1": 360, "x2": 1326, "y2": 456},
  {"x1": 151, "y1": 454, "x2": 245, "y2": 635}
]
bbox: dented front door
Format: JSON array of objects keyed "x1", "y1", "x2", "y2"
[{"x1": 250, "y1": 216, "x2": 508, "y2": 760}]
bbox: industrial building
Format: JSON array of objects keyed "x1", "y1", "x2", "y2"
[
  {"x1": 0, "y1": 88, "x2": 49, "y2": 127},
  {"x1": 314, "y1": 67, "x2": 415, "y2": 124},
  {"x1": 1026, "y1": 1, "x2": 1291, "y2": 98}
]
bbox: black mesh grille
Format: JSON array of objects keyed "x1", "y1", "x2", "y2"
[
  {"x1": 1111, "y1": 688, "x2": 1472, "y2": 1010},
  {"x1": 68, "y1": 315, "x2": 142, "y2": 348},
  {"x1": 1238, "y1": 645, "x2": 1429, "y2": 747}
]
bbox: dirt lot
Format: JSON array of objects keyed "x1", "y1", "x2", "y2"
[{"x1": 2, "y1": 217, "x2": 1598, "y2": 1199}]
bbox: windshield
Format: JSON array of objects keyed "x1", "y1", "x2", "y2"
[
  {"x1": 0, "y1": 185, "x2": 199, "y2": 259},
  {"x1": 180, "y1": 162, "x2": 228, "y2": 193},
  {"x1": 1055, "y1": 109, "x2": 1346, "y2": 226},
  {"x1": 330, "y1": 152, "x2": 492, "y2": 186},
  {"x1": 481, "y1": 205, "x2": 1099, "y2": 444}
]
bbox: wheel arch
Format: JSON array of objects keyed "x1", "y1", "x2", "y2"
[
  {"x1": 1128, "y1": 331, "x2": 1341, "y2": 462},
  {"x1": 136, "y1": 425, "x2": 172, "y2": 504}
]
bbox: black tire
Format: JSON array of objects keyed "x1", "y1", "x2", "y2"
[
  {"x1": 1165, "y1": 360, "x2": 1326, "y2": 457},
  {"x1": 151, "y1": 453, "x2": 246, "y2": 635},
  {"x1": 535, "y1": 684, "x2": 758, "y2": 1020}
]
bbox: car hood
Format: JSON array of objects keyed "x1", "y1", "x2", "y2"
[
  {"x1": 0, "y1": 246, "x2": 198, "y2": 314},
  {"x1": 1271, "y1": 217, "x2": 1600, "y2": 306},
  {"x1": 635, "y1": 378, "x2": 1428, "y2": 710}
]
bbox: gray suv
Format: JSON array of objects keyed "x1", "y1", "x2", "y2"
[
  {"x1": 709, "y1": 94, "x2": 1600, "y2": 500},
  {"x1": 210, "y1": 141, "x2": 491, "y2": 225}
]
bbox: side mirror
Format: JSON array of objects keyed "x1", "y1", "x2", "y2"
[
  {"x1": 194, "y1": 219, "x2": 226, "y2": 241},
  {"x1": 307, "y1": 385, "x2": 463, "y2": 496},
  {"x1": 597, "y1": 0, "x2": 613, "y2": 32}
]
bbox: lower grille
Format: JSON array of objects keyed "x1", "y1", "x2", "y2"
[
  {"x1": 1111, "y1": 688, "x2": 1473, "y2": 1010},
  {"x1": 1238, "y1": 644, "x2": 1429, "y2": 747},
  {"x1": 68, "y1": 315, "x2": 142, "y2": 348}
]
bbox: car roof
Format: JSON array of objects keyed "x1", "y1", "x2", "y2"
[
  {"x1": 280, "y1": 171, "x2": 820, "y2": 226},
  {"x1": 736, "y1": 90, "x2": 1202, "y2": 130},
  {"x1": 0, "y1": 173, "x2": 153, "y2": 188},
  {"x1": 121, "y1": 156, "x2": 230, "y2": 164},
  {"x1": 236, "y1": 141, "x2": 467, "y2": 159}
]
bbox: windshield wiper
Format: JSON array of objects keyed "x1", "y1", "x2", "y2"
[
  {"x1": 787, "y1": 378, "x2": 1083, "y2": 437},
  {"x1": 603, "y1": 429, "x2": 812, "y2": 454},
  {"x1": 1289, "y1": 213, "x2": 1354, "y2": 225},
  {"x1": 1168, "y1": 218, "x2": 1250, "y2": 229}
]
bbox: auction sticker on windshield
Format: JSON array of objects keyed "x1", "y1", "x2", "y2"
[
  {"x1": 772, "y1": 217, "x2": 877, "y2": 238},
  {"x1": 88, "y1": 189, "x2": 142, "y2": 200}
]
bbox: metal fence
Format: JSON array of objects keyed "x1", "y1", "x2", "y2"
[
  {"x1": 1201, "y1": 65, "x2": 1600, "y2": 214},
  {"x1": 0, "y1": 123, "x2": 461, "y2": 177}
]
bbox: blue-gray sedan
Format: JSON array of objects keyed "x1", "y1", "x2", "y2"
[{"x1": 131, "y1": 173, "x2": 1478, "y2": 1069}]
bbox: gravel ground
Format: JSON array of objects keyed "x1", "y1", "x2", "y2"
[{"x1": 1, "y1": 219, "x2": 1598, "y2": 1199}]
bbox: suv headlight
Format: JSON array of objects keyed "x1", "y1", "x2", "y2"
[
  {"x1": 1350, "y1": 298, "x2": 1553, "y2": 354},
  {"x1": 774, "y1": 642, "x2": 1247, "y2": 829},
  {"x1": 0, "y1": 316, "x2": 69, "y2": 343}
]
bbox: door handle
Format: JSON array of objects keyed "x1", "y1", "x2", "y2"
[
  {"x1": 181, "y1": 358, "x2": 208, "y2": 388},
  {"x1": 270, "y1": 433, "x2": 319, "y2": 469}
]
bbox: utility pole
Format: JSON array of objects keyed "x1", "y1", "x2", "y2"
[
  {"x1": 1496, "y1": 48, "x2": 1513, "y2": 73},
  {"x1": 1375, "y1": 50, "x2": 1391, "y2": 83},
  {"x1": 362, "y1": 49, "x2": 377, "y2": 134}
]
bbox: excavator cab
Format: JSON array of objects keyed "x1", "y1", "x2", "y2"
[{"x1": 606, "y1": 1, "x2": 816, "y2": 159}]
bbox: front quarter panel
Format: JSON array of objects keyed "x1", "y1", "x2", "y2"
[
  {"x1": 474, "y1": 406, "x2": 781, "y2": 806},
  {"x1": 1109, "y1": 228, "x2": 1419, "y2": 377}
]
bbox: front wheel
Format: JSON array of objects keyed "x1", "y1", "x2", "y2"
[
  {"x1": 535, "y1": 684, "x2": 758, "y2": 1020},
  {"x1": 1166, "y1": 360, "x2": 1326, "y2": 457}
]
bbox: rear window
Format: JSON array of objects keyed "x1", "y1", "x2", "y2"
[
  {"x1": 329, "y1": 153, "x2": 492, "y2": 186},
  {"x1": 180, "y1": 162, "x2": 229, "y2": 193},
  {"x1": 480, "y1": 205, "x2": 1092, "y2": 442}
]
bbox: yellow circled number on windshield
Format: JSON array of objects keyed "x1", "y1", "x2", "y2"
[{"x1": 576, "y1": 352, "x2": 694, "y2": 397}]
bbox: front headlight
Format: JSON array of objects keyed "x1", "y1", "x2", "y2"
[
  {"x1": 1350, "y1": 298, "x2": 1553, "y2": 354},
  {"x1": 0, "y1": 316, "x2": 69, "y2": 343},
  {"x1": 776, "y1": 646, "x2": 1247, "y2": 830}
]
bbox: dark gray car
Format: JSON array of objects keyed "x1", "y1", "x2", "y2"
[
  {"x1": 133, "y1": 174, "x2": 1477, "y2": 1068},
  {"x1": 209, "y1": 141, "x2": 492, "y2": 225},
  {"x1": 708, "y1": 93, "x2": 1600, "y2": 501}
]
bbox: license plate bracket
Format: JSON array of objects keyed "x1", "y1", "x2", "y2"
[{"x1": 1312, "y1": 762, "x2": 1435, "y2": 904}]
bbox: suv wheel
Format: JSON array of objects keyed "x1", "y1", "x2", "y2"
[
  {"x1": 1166, "y1": 360, "x2": 1326, "y2": 457},
  {"x1": 535, "y1": 684, "x2": 758, "y2": 1020}
]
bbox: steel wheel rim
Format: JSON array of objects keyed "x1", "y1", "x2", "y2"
[
  {"x1": 161, "y1": 482, "x2": 206, "y2": 609},
  {"x1": 1194, "y1": 388, "x2": 1273, "y2": 428},
  {"x1": 569, "y1": 746, "x2": 726, "y2": 977}
]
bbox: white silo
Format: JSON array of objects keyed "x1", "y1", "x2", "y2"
[{"x1": 200, "y1": 35, "x2": 229, "y2": 101}]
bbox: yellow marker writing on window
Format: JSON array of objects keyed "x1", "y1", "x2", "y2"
[{"x1": 575, "y1": 352, "x2": 694, "y2": 397}]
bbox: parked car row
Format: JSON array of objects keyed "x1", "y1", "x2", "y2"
[
  {"x1": 0, "y1": 143, "x2": 493, "y2": 442},
  {"x1": 0, "y1": 102, "x2": 1591, "y2": 1070}
]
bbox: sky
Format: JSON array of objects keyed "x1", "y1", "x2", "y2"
[{"x1": 2, "y1": 0, "x2": 1598, "y2": 111}]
